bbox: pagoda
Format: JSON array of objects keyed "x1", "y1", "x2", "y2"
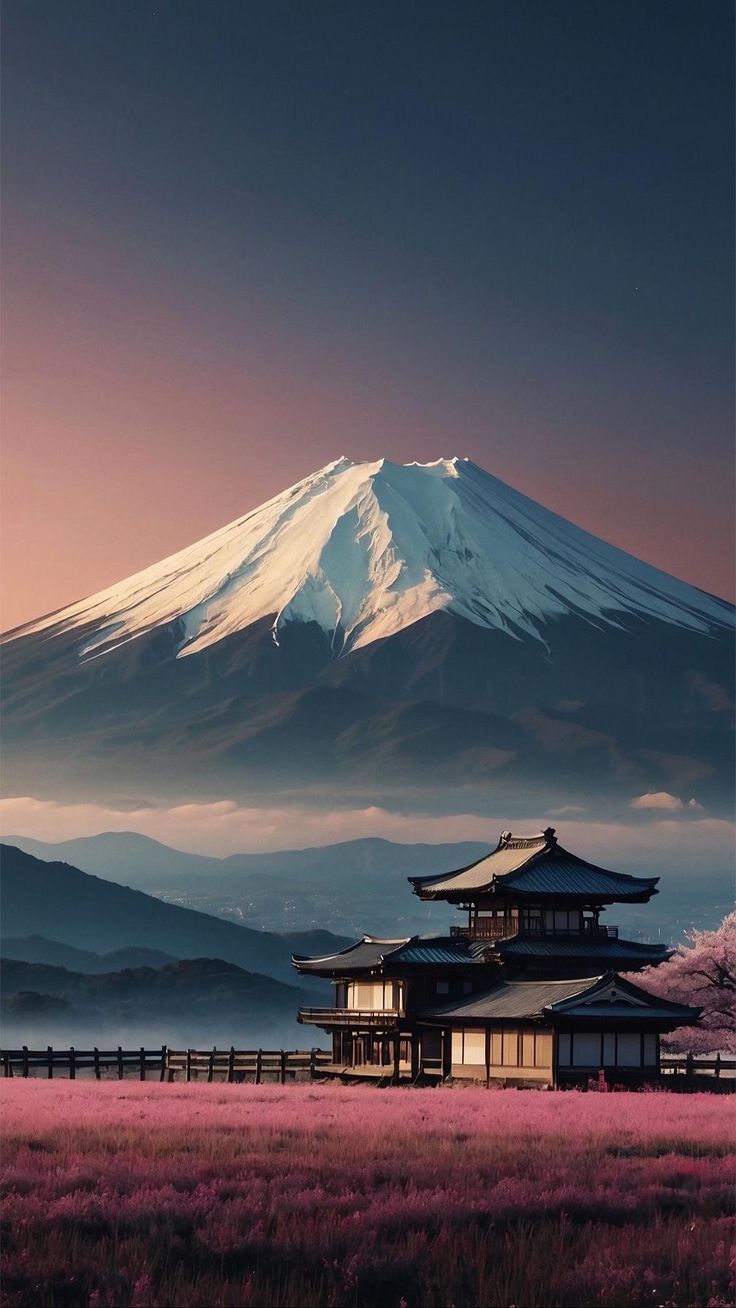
[{"x1": 293, "y1": 827, "x2": 699, "y2": 1086}]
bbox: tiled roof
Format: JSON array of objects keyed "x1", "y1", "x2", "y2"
[
  {"x1": 410, "y1": 828, "x2": 658, "y2": 903},
  {"x1": 292, "y1": 936, "x2": 409, "y2": 974},
  {"x1": 293, "y1": 934, "x2": 489, "y2": 974},
  {"x1": 419, "y1": 973, "x2": 700, "y2": 1024},
  {"x1": 498, "y1": 936, "x2": 671, "y2": 962}
]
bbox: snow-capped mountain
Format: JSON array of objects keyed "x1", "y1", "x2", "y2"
[
  {"x1": 8, "y1": 457, "x2": 730, "y2": 661},
  {"x1": 2, "y1": 458, "x2": 733, "y2": 812}
]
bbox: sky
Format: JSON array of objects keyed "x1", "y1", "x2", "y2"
[{"x1": 1, "y1": 0, "x2": 734, "y2": 632}]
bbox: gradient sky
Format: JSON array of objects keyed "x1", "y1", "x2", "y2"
[{"x1": 2, "y1": 0, "x2": 734, "y2": 631}]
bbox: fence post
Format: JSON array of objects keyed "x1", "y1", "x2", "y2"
[
  {"x1": 22, "y1": 1046, "x2": 29, "y2": 1078},
  {"x1": 255, "y1": 1049, "x2": 262, "y2": 1085},
  {"x1": 310, "y1": 1047, "x2": 316, "y2": 1081},
  {"x1": 47, "y1": 1046, "x2": 53, "y2": 1079},
  {"x1": 186, "y1": 1049, "x2": 192, "y2": 1083},
  {"x1": 93, "y1": 1048, "x2": 101, "y2": 1080},
  {"x1": 117, "y1": 1046, "x2": 124, "y2": 1080},
  {"x1": 69, "y1": 1048, "x2": 76, "y2": 1080},
  {"x1": 280, "y1": 1050, "x2": 286, "y2": 1085},
  {"x1": 228, "y1": 1047, "x2": 235, "y2": 1084},
  {"x1": 715, "y1": 1052, "x2": 721, "y2": 1079},
  {"x1": 3, "y1": 1052, "x2": 11, "y2": 1078},
  {"x1": 208, "y1": 1048, "x2": 216, "y2": 1083},
  {"x1": 139, "y1": 1047, "x2": 146, "y2": 1082},
  {"x1": 160, "y1": 1045, "x2": 167, "y2": 1083},
  {"x1": 685, "y1": 1051, "x2": 694, "y2": 1087}
]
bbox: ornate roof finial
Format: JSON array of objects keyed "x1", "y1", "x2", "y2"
[
  {"x1": 543, "y1": 826, "x2": 557, "y2": 845},
  {"x1": 499, "y1": 830, "x2": 513, "y2": 846}
]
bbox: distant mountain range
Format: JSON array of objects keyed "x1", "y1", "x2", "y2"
[
  {"x1": 0, "y1": 956, "x2": 312, "y2": 1048},
  {"x1": 2, "y1": 457, "x2": 732, "y2": 811},
  {"x1": 0, "y1": 844, "x2": 348, "y2": 987},
  {"x1": 2, "y1": 832, "x2": 484, "y2": 936}
]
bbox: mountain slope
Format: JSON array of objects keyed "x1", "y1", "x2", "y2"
[
  {"x1": 4, "y1": 457, "x2": 729, "y2": 660},
  {"x1": 0, "y1": 845, "x2": 340, "y2": 987},
  {"x1": 2, "y1": 458, "x2": 732, "y2": 808}
]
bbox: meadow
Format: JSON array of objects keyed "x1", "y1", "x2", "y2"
[{"x1": 1, "y1": 1081, "x2": 733, "y2": 1308}]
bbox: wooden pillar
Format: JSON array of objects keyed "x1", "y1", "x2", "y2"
[
  {"x1": 140, "y1": 1047, "x2": 146, "y2": 1081},
  {"x1": 228, "y1": 1047, "x2": 235, "y2": 1084},
  {"x1": 3, "y1": 1052, "x2": 10, "y2": 1079},
  {"x1": 207, "y1": 1048, "x2": 216, "y2": 1083},
  {"x1": 93, "y1": 1048, "x2": 101, "y2": 1080},
  {"x1": 255, "y1": 1049, "x2": 262, "y2": 1084},
  {"x1": 392, "y1": 1033, "x2": 401, "y2": 1084},
  {"x1": 441, "y1": 1029, "x2": 452, "y2": 1080},
  {"x1": 715, "y1": 1052, "x2": 721, "y2": 1079},
  {"x1": 69, "y1": 1047, "x2": 76, "y2": 1080},
  {"x1": 160, "y1": 1046, "x2": 167, "y2": 1082},
  {"x1": 485, "y1": 1029, "x2": 491, "y2": 1089},
  {"x1": 22, "y1": 1046, "x2": 29, "y2": 1078},
  {"x1": 410, "y1": 1033, "x2": 420, "y2": 1081},
  {"x1": 185, "y1": 1049, "x2": 192, "y2": 1083},
  {"x1": 280, "y1": 1050, "x2": 287, "y2": 1084},
  {"x1": 47, "y1": 1046, "x2": 53, "y2": 1079},
  {"x1": 117, "y1": 1046, "x2": 124, "y2": 1080},
  {"x1": 309, "y1": 1047, "x2": 317, "y2": 1081}
]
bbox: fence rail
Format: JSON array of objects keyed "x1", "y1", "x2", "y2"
[{"x1": 0, "y1": 1046, "x2": 332, "y2": 1082}]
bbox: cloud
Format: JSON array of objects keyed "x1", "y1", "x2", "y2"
[
  {"x1": 0, "y1": 794, "x2": 732, "y2": 870},
  {"x1": 631, "y1": 792, "x2": 685, "y2": 811}
]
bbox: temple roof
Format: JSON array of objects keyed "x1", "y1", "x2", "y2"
[
  {"x1": 419, "y1": 972, "x2": 700, "y2": 1025},
  {"x1": 409, "y1": 828, "x2": 659, "y2": 903},
  {"x1": 497, "y1": 936, "x2": 672, "y2": 964},
  {"x1": 292, "y1": 933, "x2": 490, "y2": 975}
]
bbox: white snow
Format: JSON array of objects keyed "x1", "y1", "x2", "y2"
[{"x1": 6, "y1": 457, "x2": 731, "y2": 661}]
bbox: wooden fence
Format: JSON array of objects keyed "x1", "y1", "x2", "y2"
[{"x1": 0, "y1": 1046, "x2": 332, "y2": 1082}]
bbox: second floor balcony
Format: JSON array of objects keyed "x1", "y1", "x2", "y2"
[
  {"x1": 450, "y1": 920, "x2": 619, "y2": 941},
  {"x1": 298, "y1": 1007, "x2": 402, "y2": 1027}
]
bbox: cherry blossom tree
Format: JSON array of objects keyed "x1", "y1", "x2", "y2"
[{"x1": 634, "y1": 913, "x2": 736, "y2": 1054}]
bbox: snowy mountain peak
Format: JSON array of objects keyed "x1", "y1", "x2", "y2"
[{"x1": 5, "y1": 457, "x2": 731, "y2": 662}]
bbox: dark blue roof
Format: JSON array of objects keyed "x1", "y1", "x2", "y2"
[{"x1": 498, "y1": 936, "x2": 671, "y2": 962}]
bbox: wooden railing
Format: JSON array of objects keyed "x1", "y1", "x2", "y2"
[
  {"x1": 449, "y1": 922, "x2": 619, "y2": 940},
  {"x1": 660, "y1": 1054, "x2": 734, "y2": 1079},
  {"x1": 0, "y1": 1046, "x2": 331, "y2": 1082},
  {"x1": 298, "y1": 1007, "x2": 400, "y2": 1027}
]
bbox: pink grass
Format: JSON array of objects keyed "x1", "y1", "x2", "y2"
[{"x1": 1, "y1": 1081, "x2": 734, "y2": 1308}]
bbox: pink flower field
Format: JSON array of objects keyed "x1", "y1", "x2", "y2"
[{"x1": 1, "y1": 1081, "x2": 733, "y2": 1308}]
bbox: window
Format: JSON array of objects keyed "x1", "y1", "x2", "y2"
[
  {"x1": 463, "y1": 981, "x2": 473, "y2": 994},
  {"x1": 572, "y1": 1033, "x2": 601, "y2": 1066},
  {"x1": 451, "y1": 1029, "x2": 486, "y2": 1065},
  {"x1": 643, "y1": 1034, "x2": 657, "y2": 1066},
  {"x1": 502, "y1": 1031, "x2": 519, "y2": 1066},
  {"x1": 617, "y1": 1034, "x2": 641, "y2": 1067},
  {"x1": 436, "y1": 980, "x2": 450, "y2": 995},
  {"x1": 522, "y1": 1033, "x2": 535, "y2": 1067},
  {"x1": 557, "y1": 1032, "x2": 571, "y2": 1066},
  {"x1": 534, "y1": 1032, "x2": 552, "y2": 1069}
]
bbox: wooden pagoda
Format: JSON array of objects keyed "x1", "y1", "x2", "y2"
[{"x1": 293, "y1": 827, "x2": 699, "y2": 1086}]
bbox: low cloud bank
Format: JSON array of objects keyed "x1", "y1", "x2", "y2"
[{"x1": 0, "y1": 794, "x2": 733, "y2": 868}]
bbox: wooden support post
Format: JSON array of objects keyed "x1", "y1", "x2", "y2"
[
  {"x1": 160, "y1": 1046, "x2": 167, "y2": 1083},
  {"x1": 22, "y1": 1046, "x2": 29, "y2": 1079},
  {"x1": 69, "y1": 1047, "x2": 76, "y2": 1080},
  {"x1": 686, "y1": 1050, "x2": 694, "y2": 1087},
  {"x1": 228, "y1": 1047, "x2": 235, "y2": 1084},
  {"x1": 186, "y1": 1049, "x2": 192, "y2": 1083},
  {"x1": 47, "y1": 1046, "x2": 53, "y2": 1079},
  {"x1": 93, "y1": 1048, "x2": 101, "y2": 1080},
  {"x1": 410, "y1": 1033, "x2": 420, "y2": 1081},
  {"x1": 255, "y1": 1049, "x2": 262, "y2": 1085},
  {"x1": 715, "y1": 1052, "x2": 721, "y2": 1079},
  {"x1": 441, "y1": 1029, "x2": 452, "y2": 1081},
  {"x1": 3, "y1": 1052, "x2": 9, "y2": 1078},
  {"x1": 392, "y1": 1033, "x2": 401, "y2": 1085},
  {"x1": 139, "y1": 1047, "x2": 146, "y2": 1081},
  {"x1": 485, "y1": 1029, "x2": 491, "y2": 1089},
  {"x1": 309, "y1": 1047, "x2": 316, "y2": 1081},
  {"x1": 117, "y1": 1046, "x2": 124, "y2": 1080},
  {"x1": 280, "y1": 1050, "x2": 287, "y2": 1084},
  {"x1": 207, "y1": 1048, "x2": 216, "y2": 1083}
]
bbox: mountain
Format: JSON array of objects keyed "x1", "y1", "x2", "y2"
[
  {"x1": 2, "y1": 833, "x2": 486, "y2": 935},
  {"x1": 0, "y1": 957, "x2": 315, "y2": 1048},
  {"x1": 0, "y1": 936, "x2": 178, "y2": 973},
  {"x1": 0, "y1": 845, "x2": 346, "y2": 987},
  {"x1": 2, "y1": 458, "x2": 733, "y2": 809}
]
